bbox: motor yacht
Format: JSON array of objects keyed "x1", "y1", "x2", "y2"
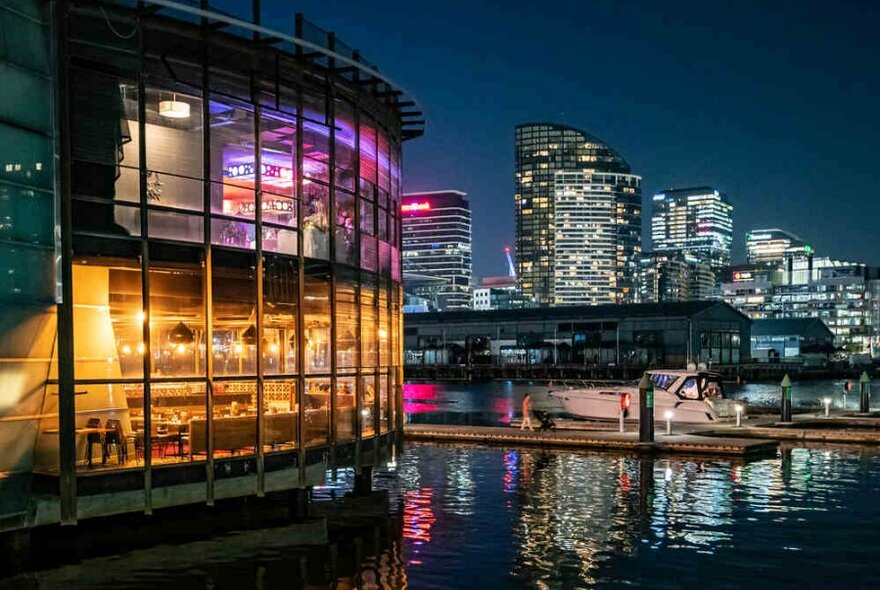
[{"x1": 549, "y1": 370, "x2": 737, "y2": 423}]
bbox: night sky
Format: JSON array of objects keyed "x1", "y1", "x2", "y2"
[{"x1": 251, "y1": 0, "x2": 880, "y2": 278}]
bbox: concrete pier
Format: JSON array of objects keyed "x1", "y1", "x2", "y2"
[{"x1": 404, "y1": 424, "x2": 778, "y2": 458}]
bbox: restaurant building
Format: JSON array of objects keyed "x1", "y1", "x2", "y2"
[{"x1": 0, "y1": 0, "x2": 419, "y2": 535}]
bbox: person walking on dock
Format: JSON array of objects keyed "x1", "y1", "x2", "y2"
[{"x1": 521, "y1": 392, "x2": 534, "y2": 431}]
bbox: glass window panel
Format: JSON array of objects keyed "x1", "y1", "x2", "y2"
[
  {"x1": 303, "y1": 156, "x2": 330, "y2": 184},
  {"x1": 390, "y1": 145, "x2": 400, "y2": 202},
  {"x1": 379, "y1": 373, "x2": 389, "y2": 434},
  {"x1": 263, "y1": 255, "x2": 298, "y2": 375},
  {"x1": 210, "y1": 101, "x2": 255, "y2": 189},
  {"x1": 73, "y1": 260, "x2": 145, "y2": 380},
  {"x1": 261, "y1": 226, "x2": 298, "y2": 256},
  {"x1": 360, "y1": 235, "x2": 378, "y2": 272},
  {"x1": 260, "y1": 193, "x2": 297, "y2": 228},
  {"x1": 304, "y1": 378, "x2": 330, "y2": 446},
  {"x1": 391, "y1": 246, "x2": 401, "y2": 282},
  {"x1": 259, "y1": 113, "x2": 297, "y2": 214},
  {"x1": 335, "y1": 376, "x2": 356, "y2": 443},
  {"x1": 303, "y1": 181, "x2": 329, "y2": 260},
  {"x1": 304, "y1": 265, "x2": 331, "y2": 374},
  {"x1": 70, "y1": 71, "x2": 138, "y2": 204},
  {"x1": 145, "y1": 173, "x2": 203, "y2": 212},
  {"x1": 359, "y1": 119, "x2": 377, "y2": 183},
  {"x1": 379, "y1": 286, "x2": 390, "y2": 367},
  {"x1": 145, "y1": 87, "x2": 204, "y2": 188},
  {"x1": 148, "y1": 209, "x2": 203, "y2": 243},
  {"x1": 335, "y1": 269, "x2": 358, "y2": 369},
  {"x1": 335, "y1": 189, "x2": 356, "y2": 265},
  {"x1": 360, "y1": 200, "x2": 375, "y2": 236},
  {"x1": 379, "y1": 241, "x2": 392, "y2": 276},
  {"x1": 212, "y1": 182, "x2": 255, "y2": 220},
  {"x1": 361, "y1": 275, "x2": 377, "y2": 368},
  {"x1": 147, "y1": 381, "x2": 207, "y2": 463},
  {"x1": 377, "y1": 205, "x2": 388, "y2": 242},
  {"x1": 264, "y1": 379, "x2": 297, "y2": 451},
  {"x1": 73, "y1": 383, "x2": 139, "y2": 471},
  {"x1": 212, "y1": 379, "x2": 257, "y2": 457},
  {"x1": 302, "y1": 92, "x2": 326, "y2": 125},
  {"x1": 149, "y1": 245, "x2": 205, "y2": 377},
  {"x1": 360, "y1": 374, "x2": 375, "y2": 438},
  {"x1": 333, "y1": 100, "x2": 356, "y2": 192},
  {"x1": 211, "y1": 218, "x2": 256, "y2": 250},
  {"x1": 377, "y1": 131, "x2": 390, "y2": 192},
  {"x1": 211, "y1": 249, "x2": 257, "y2": 377}
]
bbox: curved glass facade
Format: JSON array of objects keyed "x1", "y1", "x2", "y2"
[{"x1": 0, "y1": 0, "x2": 419, "y2": 521}]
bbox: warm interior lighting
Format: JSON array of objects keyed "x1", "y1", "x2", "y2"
[
  {"x1": 169, "y1": 321, "x2": 195, "y2": 344},
  {"x1": 175, "y1": 343, "x2": 188, "y2": 355},
  {"x1": 136, "y1": 310, "x2": 146, "y2": 324},
  {"x1": 269, "y1": 342, "x2": 280, "y2": 354},
  {"x1": 159, "y1": 95, "x2": 191, "y2": 119},
  {"x1": 233, "y1": 343, "x2": 244, "y2": 355},
  {"x1": 121, "y1": 344, "x2": 132, "y2": 356}
]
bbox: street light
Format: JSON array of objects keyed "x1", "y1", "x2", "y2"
[
  {"x1": 823, "y1": 397, "x2": 832, "y2": 418},
  {"x1": 735, "y1": 403, "x2": 744, "y2": 428},
  {"x1": 664, "y1": 409, "x2": 674, "y2": 435}
]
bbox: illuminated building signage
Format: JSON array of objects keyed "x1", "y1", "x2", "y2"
[
  {"x1": 733, "y1": 271, "x2": 753, "y2": 281},
  {"x1": 401, "y1": 201, "x2": 431, "y2": 212},
  {"x1": 225, "y1": 163, "x2": 294, "y2": 182},
  {"x1": 747, "y1": 233, "x2": 772, "y2": 241}
]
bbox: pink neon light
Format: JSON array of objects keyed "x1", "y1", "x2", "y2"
[{"x1": 401, "y1": 202, "x2": 431, "y2": 212}]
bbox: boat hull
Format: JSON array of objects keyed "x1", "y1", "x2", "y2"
[{"x1": 551, "y1": 388, "x2": 718, "y2": 423}]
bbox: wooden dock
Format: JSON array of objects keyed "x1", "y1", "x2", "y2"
[{"x1": 404, "y1": 424, "x2": 778, "y2": 458}]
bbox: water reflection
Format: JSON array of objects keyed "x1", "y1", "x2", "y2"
[
  {"x1": 383, "y1": 444, "x2": 880, "y2": 589},
  {"x1": 7, "y1": 444, "x2": 880, "y2": 589}
]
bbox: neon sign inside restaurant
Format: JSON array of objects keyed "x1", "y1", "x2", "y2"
[{"x1": 401, "y1": 201, "x2": 431, "y2": 212}]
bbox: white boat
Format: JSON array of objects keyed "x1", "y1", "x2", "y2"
[{"x1": 549, "y1": 370, "x2": 732, "y2": 424}]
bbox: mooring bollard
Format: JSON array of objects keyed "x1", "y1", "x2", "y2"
[
  {"x1": 780, "y1": 374, "x2": 792, "y2": 422},
  {"x1": 664, "y1": 409, "x2": 673, "y2": 435},
  {"x1": 735, "y1": 403, "x2": 743, "y2": 427},
  {"x1": 619, "y1": 392, "x2": 629, "y2": 433},
  {"x1": 639, "y1": 373, "x2": 654, "y2": 443},
  {"x1": 860, "y1": 371, "x2": 871, "y2": 414},
  {"x1": 823, "y1": 397, "x2": 832, "y2": 417}
]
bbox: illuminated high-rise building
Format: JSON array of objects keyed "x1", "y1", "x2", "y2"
[
  {"x1": 401, "y1": 190, "x2": 472, "y2": 310},
  {"x1": 651, "y1": 186, "x2": 733, "y2": 273},
  {"x1": 514, "y1": 123, "x2": 641, "y2": 306},
  {"x1": 745, "y1": 228, "x2": 813, "y2": 265}
]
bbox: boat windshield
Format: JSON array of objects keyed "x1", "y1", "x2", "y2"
[{"x1": 679, "y1": 377, "x2": 701, "y2": 400}]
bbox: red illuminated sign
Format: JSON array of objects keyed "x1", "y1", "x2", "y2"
[{"x1": 401, "y1": 201, "x2": 431, "y2": 212}]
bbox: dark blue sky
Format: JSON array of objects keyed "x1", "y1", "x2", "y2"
[{"x1": 255, "y1": 0, "x2": 880, "y2": 278}]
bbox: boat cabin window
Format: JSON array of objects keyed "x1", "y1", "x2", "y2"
[
  {"x1": 679, "y1": 378, "x2": 700, "y2": 400},
  {"x1": 702, "y1": 378, "x2": 723, "y2": 398},
  {"x1": 650, "y1": 373, "x2": 677, "y2": 391}
]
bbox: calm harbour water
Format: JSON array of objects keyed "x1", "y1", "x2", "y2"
[{"x1": 7, "y1": 379, "x2": 880, "y2": 589}]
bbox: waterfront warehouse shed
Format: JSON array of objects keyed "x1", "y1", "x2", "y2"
[
  {"x1": 404, "y1": 301, "x2": 751, "y2": 368},
  {"x1": 750, "y1": 318, "x2": 835, "y2": 361}
]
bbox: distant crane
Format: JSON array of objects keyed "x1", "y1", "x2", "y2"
[{"x1": 504, "y1": 246, "x2": 516, "y2": 278}]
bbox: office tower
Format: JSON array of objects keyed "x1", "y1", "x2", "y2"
[
  {"x1": 515, "y1": 123, "x2": 641, "y2": 306},
  {"x1": 651, "y1": 187, "x2": 733, "y2": 272},
  {"x1": 639, "y1": 252, "x2": 716, "y2": 303},
  {"x1": 401, "y1": 190, "x2": 472, "y2": 310},
  {"x1": 746, "y1": 228, "x2": 813, "y2": 265}
]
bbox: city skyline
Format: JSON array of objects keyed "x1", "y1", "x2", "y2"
[{"x1": 253, "y1": 0, "x2": 880, "y2": 278}]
